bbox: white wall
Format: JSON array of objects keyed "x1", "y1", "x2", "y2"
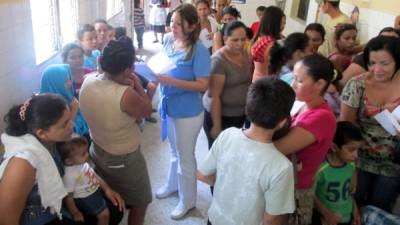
[
  {"x1": 0, "y1": 0, "x2": 39, "y2": 132},
  {"x1": 0, "y1": 0, "x2": 109, "y2": 133},
  {"x1": 230, "y1": 0, "x2": 396, "y2": 43}
]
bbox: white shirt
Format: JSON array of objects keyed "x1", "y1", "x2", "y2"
[
  {"x1": 63, "y1": 162, "x2": 100, "y2": 198},
  {"x1": 198, "y1": 128, "x2": 295, "y2": 225}
]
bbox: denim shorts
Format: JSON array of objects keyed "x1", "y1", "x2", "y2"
[{"x1": 75, "y1": 188, "x2": 107, "y2": 216}]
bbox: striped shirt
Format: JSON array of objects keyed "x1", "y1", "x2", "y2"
[{"x1": 134, "y1": 7, "x2": 145, "y2": 28}]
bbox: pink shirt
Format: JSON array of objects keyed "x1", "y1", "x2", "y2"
[{"x1": 292, "y1": 101, "x2": 336, "y2": 189}]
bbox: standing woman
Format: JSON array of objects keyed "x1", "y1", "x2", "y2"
[
  {"x1": 79, "y1": 37, "x2": 153, "y2": 225},
  {"x1": 196, "y1": 0, "x2": 218, "y2": 52},
  {"x1": 251, "y1": 6, "x2": 286, "y2": 81},
  {"x1": 149, "y1": 0, "x2": 168, "y2": 44},
  {"x1": 275, "y1": 54, "x2": 337, "y2": 225},
  {"x1": 155, "y1": 3, "x2": 210, "y2": 220},
  {"x1": 203, "y1": 21, "x2": 252, "y2": 148},
  {"x1": 340, "y1": 36, "x2": 400, "y2": 211}
]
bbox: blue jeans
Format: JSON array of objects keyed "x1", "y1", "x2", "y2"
[
  {"x1": 135, "y1": 26, "x2": 145, "y2": 48},
  {"x1": 356, "y1": 169, "x2": 400, "y2": 211}
]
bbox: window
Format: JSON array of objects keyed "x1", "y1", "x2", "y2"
[
  {"x1": 275, "y1": 0, "x2": 287, "y2": 12},
  {"x1": 30, "y1": 0, "x2": 78, "y2": 65},
  {"x1": 106, "y1": 0, "x2": 123, "y2": 19},
  {"x1": 297, "y1": 0, "x2": 310, "y2": 21}
]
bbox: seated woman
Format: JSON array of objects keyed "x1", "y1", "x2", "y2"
[
  {"x1": 0, "y1": 94, "x2": 123, "y2": 225},
  {"x1": 61, "y1": 43, "x2": 94, "y2": 98},
  {"x1": 251, "y1": 6, "x2": 285, "y2": 81},
  {"x1": 340, "y1": 36, "x2": 400, "y2": 212},
  {"x1": 203, "y1": 21, "x2": 252, "y2": 148},
  {"x1": 39, "y1": 64, "x2": 89, "y2": 138}
]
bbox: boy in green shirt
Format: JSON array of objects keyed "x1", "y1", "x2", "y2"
[{"x1": 312, "y1": 121, "x2": 363, "y2": 225}]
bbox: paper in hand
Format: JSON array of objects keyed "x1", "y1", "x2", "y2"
[
  {"x1": 291, "y1": 100, "x2": 305, "y2": 116},
  {"x1": 374, "y1": 109, "x2": 400, "y2": 136},
  {"x1": 134, "y1": 62, "x2": 157, "y2": 81},
  {"x1": 147, "y1": 52, "x2": 176, "y2": 75}
]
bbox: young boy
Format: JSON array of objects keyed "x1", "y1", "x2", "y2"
[
  {"x1": 77, "y1": 24, "x2": 101, "y2": 71},
  {"x1": 58, "y1": 137, "x2": 124, "y2": 225},
  {"x1": 197, "y1": 77, "x2": 296, "y2": 225},
  {"x1": 312, "y1": 121, "x2": 363, "y2": 225}
]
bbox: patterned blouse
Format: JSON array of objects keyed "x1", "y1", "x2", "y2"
[{"x1": 341, "y1": 73, "x2": 400, "y2": 177}]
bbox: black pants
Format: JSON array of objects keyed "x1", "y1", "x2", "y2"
[
  {"x1": 203, "y1": 110, "x2": 246, "y2": 149},
  {"x1": 311, "y1": 209, "x2": 352, "y2": 225}
]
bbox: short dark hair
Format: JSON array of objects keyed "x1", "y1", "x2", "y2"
[
  {"x1": 195, "y1": 0, "x2": 210, "y2": 8},
  {"x1": 255, "y1": 6, "x2": 285, "y2": 41},
  {"x1": 333, "y1": 121, "x2": 363, "y2": 148},
  {"x1": 94, "y1": 19, "x2": 108, "y2": 26},
  {"x1": 300, "y1": 54, "x2": 335, "y2": 94},
  {"x1": 256, "y1": 6, "x2": 267, "y2": 12},
  {"x1": 223, "y1": 20, "x2": 247, "y2": 37},
  {"x1": 222, "y1": 6, "x2": 241, "y2": 19},
  {"x1": 325, "y1": 0, "x2": 340, "y2": 8},
  {"x1": 4, "y1": 94, "x2": 67, "y2": 136},
  {"x1": 304, "y1": 23, "x2": 326, "y2": 41},
  {"x1": 61, "y1": 43, "x2": 84, "y2": 63},
  {"x1": 115, "y1": 26, "x2": 127, "y2": 40},
  {"x1": 334, "y1": 23, "x2": 357, "y2": 41},
  {"x1": 58, "y1": 137, "x2": 88, "y2": 162},
  {"x1": 378, "y1": 27, "x2": 400, "y2": 37},
  {"x1": 77, "y1": 24, "x2": 95, "y2": 40},
  {"x1": 363, "y1": 36, "x2": 400, "y2": 77},
  {"x1": 246, "y1": 77, "x2": 295, "y2": 129},
  {"x1": 269, "y1": 32, "x2": 309, "y2": 75},
  {"x1": 100, "y1": 36, "x2": 135, "y2": 75}
]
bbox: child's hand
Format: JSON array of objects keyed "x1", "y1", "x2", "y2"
[
  {"x1": 71, "y1": 210, "x2": 84, "y2": 222},
  {"x1": 105, "y1": 188, "x2": 126, "y2": 212}
]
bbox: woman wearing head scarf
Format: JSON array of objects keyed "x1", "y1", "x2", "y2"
[{"x1": 40, "y1": 64, "x2": 89, "y2": 138}]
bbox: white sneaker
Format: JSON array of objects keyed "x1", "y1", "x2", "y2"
[
  {"x1": 155, "y1": 185, "x2": 177, "y2": 199},
  {"x1": 170, "y1": 202, "x2": 194, "y2": 220}
]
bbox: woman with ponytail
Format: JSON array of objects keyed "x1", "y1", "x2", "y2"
[
  {"x1": 155, "y1": 3, "x2": 211, "y2": 220},
  {"x1": 268, "y1": 32, "x2": 310, "y2": 84}
]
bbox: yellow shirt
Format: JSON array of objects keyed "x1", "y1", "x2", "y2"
[{"x1": 318, "y1": 13, "x2": 351, "y2": 57}]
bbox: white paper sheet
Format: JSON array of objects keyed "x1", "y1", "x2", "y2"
[
  {"x1": 392, "y1": 105, "x2": 400, "y2": 121},
  {"x1": 147, "y1": 52, "x2": 176, "y2": 75},
  {"x1": 291, "y1": 100, "x2": 305, "y2": 116},
  {"x1": 374, "y1": 109, "x2": 400, "y2": 136}
]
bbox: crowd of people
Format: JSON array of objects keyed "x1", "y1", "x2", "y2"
[{"x1": 1, "y1": 0, "x2": 400, "y2": 225}]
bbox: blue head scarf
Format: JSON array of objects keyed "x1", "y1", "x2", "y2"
[
  {"x1": 40, "y1": 64, "x2": 89, "y2": 137},
  {"x1": 40, "y1": 64, "x2": 74, "y2": 102}
]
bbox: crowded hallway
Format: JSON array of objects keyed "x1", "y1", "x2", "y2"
[{"x1": 0, "y1": 0, "x2": 400, "y2": 225}]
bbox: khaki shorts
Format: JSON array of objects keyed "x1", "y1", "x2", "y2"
[{"x1": 90, "y1": 142, "x2": 152, "y2": 207}]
